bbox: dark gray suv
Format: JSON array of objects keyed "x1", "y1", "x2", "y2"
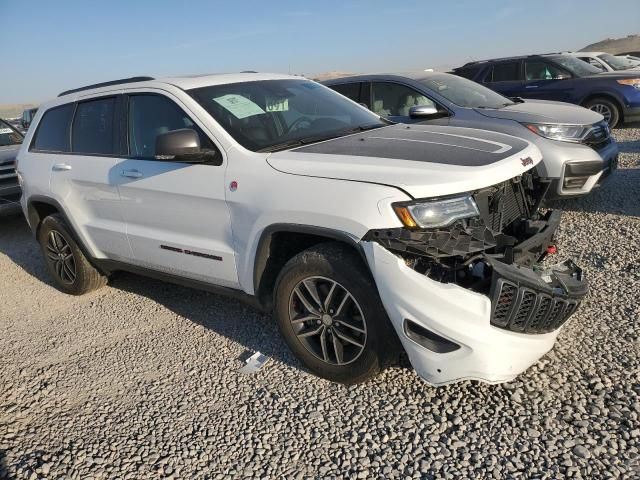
[
  {"x1": 325, "y1": 72, "x2": 619, "y2": 199},
  {"x1": 0, "y1": 119, "x2": 23, "y2": 213}
]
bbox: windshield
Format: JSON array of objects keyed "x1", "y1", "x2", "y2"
[
  {"x1": 598, "y1": 53, "x2": 639, "y2": 71},
  {"x1": 547, "y1": 55, "x2": 602, "y2": 77},
  {"x1": 417, "y1": 73, "x2": 514, "y2": 109},
  {"x1": 188, "y1": 79, "x2": 386, "y2": 152},
  {"x1": 0, "y1": 120, "x2": 23, "y2": 146}
]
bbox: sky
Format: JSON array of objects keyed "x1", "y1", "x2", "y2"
[{"x1": 1, "y1": 0, "x2": 639, "y2": 103}]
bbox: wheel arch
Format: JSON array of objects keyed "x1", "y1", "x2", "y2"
[
  {"x1": 27, "y1": 195, "x2": 106, "y2": 274},
  {"x1": 580, "y1": 93, "x2": 624, "y2": 122},
  {"x1": 252, "y1": 224, "x2": 366, "y2": 309},
  {"x1": 27, "y1": 195, "x2": 65, "y2": 236}
]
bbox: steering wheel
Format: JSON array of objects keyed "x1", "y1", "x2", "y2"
[{"x1": 285, "y1": 116, "x2": 313, "y2": 134}]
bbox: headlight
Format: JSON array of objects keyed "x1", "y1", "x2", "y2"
[
  {"x1": 393, "y1": 195, "x2": 480, "y2": 229},
  {"x1": 617, "y1": 79, "x2": 640, "y2": 89},
  {"x1": 524, "y1": 123, "x2": 592, "y2": 142}
]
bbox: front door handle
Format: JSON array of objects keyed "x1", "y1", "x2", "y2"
[
  {"x1": 121, "y1": 169, "x2": 143, "y2": 178},
  {"x1": 525, "y1": 85, "x2": 539, "y2": 89},
  {"x1": 52, "y1": 163, "x2": 72, "y2": 171}
]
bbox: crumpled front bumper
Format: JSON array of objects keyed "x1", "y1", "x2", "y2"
[{"x1": 362, "y1": 241, "x2": 587, "y2": 386}]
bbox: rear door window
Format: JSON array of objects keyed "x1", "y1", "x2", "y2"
[
  {"x1": 330, "y1": 82, "x2": 361, "y2": 102},
  {"x1": 330, "y1": 82, "x2": 372, "y2": 108},
  {"x1": 31, "y1": 104, "x2": 75, "y2": 153},
  {"x1": 71, "y1": 97, "x2": 117, "y2": 155},
  {"x1": 485, "y1": 62, "x2": 521, "y2": 82}
]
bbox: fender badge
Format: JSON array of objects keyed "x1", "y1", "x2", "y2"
[
  {"x1": 520, "y1": 157, "x2": 533, "y2": 167},
  {"x1": 230, "y1": 181, "x2": 238, "y2": 191}
]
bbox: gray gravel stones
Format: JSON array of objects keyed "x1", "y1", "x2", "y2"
[{"x1": 1, "y1": 128, "x2": 639, "y2": 478}]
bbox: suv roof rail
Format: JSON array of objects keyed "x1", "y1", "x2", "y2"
[
  {"x1": 459, "y1": 52, "x2": 570, "y2": 68},
  {"x1": 58, "y1": 76, "x2": 155, "y2": 97}
]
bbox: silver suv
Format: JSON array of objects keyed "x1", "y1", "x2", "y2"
[{"x1": 324, "y1": 72, "x2": 619, "y2": 199}]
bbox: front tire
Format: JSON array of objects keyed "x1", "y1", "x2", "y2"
[
  {"x1": 583, "y1": 97, "x2": 620, "y2": 128},
  {"x1": 274, "y1": 242, "x2": 396, "y2": 384},
  {"x1": 37, "y1": 214, "x2": 107, "y2": 295}
]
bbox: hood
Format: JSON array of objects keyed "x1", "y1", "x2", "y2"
[
  {"x1": 267, "y1": 124, "x2": 542, "y2": 199},
  {"x1": 474, "y1": 99, "x2": 602, "y2": 125}
]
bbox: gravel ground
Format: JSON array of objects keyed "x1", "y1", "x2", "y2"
[{"x1": 1, "y1": 129, "x2": 639, "y2": 479}]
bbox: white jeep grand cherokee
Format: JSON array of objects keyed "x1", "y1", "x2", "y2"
[{"x1": 17, "y1": 73, "x2": 588, "y2": 385}]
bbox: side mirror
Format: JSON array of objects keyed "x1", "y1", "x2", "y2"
[
  {"x1": 154, "y1": 129, "x2": 221, "y2": 165},
  {"x1": 409, "y1": 105, "x2": 441, "y2": 119}
]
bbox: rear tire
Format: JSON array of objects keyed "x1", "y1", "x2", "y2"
[
  {"x1": 583, "y1": 97, "x2": 620, "y2": 128},
  {"x1": 274, "y1": 242, "x2": 397, "y2": 384},
  {"x1": 37, "y1": 214, "x2": 107, "y2": 295}
]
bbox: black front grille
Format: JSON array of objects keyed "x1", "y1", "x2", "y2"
[
  {"x1": 0, "y1": 159, "x2": 17, "y2": 178},
  {"x1": 0, "y1": 159, "x2": 19, "y2": 194},
  {"x1": 490, "y1": 279, "x2": 580, "y2": 334},
  {"x1": 582, "y1": 121, "x2": 611, "y2": 151}
]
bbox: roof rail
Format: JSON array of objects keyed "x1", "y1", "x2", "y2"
[{"x1": 58, "y1": 76, "x2": 155, "y2": 97}]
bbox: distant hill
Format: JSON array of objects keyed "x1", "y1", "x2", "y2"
[
  {"x1": 580, "y1": 34, "x2": 640, "y2": 54},
  {"x1": 311, "y1": 71, "x2": 355, "y2": 81},
  {"x1": 0, "y1": 103, "x2": 37, "y2": 120}
]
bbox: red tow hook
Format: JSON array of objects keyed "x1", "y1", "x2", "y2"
[{"x1": 546, "y1": 245, "x2": 557, "y2": 255}]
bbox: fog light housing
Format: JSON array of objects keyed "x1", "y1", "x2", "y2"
[{"x1": 563, "y1": 177, "x2": 589, "y2": 189}]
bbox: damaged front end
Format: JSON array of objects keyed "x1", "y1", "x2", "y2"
[{"x1": 365, "y1": 172, "x2": 588, "y2": 334}]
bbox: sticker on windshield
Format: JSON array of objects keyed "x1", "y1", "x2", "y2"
[
  {"x1": 266, "y1": 98, "x2": 288, "y2": 112},
  {"x1": 0, "y1": 128, "x2": 13, "y2": 134},
  {"x1": 213, "y1": 94, "x2": 265, "y2": 119}
]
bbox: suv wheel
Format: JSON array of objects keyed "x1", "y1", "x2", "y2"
[
  {"x1": 584, "y1": 97, "x2": 620, "y2": 128},
  {"x1": 37, "y1": 214, "x2": 107, "y2": 295},
  {"x1": 274, "y1": 242, "x2": 396, "y2": 384}
]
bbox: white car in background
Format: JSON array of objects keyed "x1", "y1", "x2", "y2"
[
  {"x1": 569, "y1": 51, "x2": 640, "y2": 72},
  {"x1": 17, "y1": 73, "x2": 587, "y2": 386}
]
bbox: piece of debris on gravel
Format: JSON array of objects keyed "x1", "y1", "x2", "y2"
[{"x1": 1, "y1": 128, "x2": 638, "y2": 479}]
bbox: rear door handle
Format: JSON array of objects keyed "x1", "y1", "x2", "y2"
[
  {"x1": 525, "y1": 85, "x2": 539, "y2": 89},
  {"x1": 121, "y1": 169, "x2": 143, "y2": 178},
  {"x1": 52, "y1": 163, "x2": 72, "y2": 171}
]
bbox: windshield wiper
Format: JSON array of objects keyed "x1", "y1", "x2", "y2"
[{"x1": 258, "y1": 124, "x2": 385, "y2": 153}]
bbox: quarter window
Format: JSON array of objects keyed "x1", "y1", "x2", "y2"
[
  {"x1": 31, "y1": 104, "x2": 75, "y2": 153},
  {"x1": 128, "y1": 94, "x2": 215, "y2": 159},
  {"x1": 486, "y1": 62, "x2": 521, "y2": 82},
  {"x1": 72, "y1": 97, "x2": 117, "y2": 155},
  {"x1": 371, "y1": 82, "x2": 435, "y2": 117}
]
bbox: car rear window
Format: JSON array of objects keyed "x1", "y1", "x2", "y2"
[
  {"x1": 31, "y1": 104, "x2": 75, "y2": 153},
  {"x1": 486, "y1": 62, "x2": 521, "y2": 82},
  {"x1": 71, "y1": 97, "x2": 117, "y2": 155}
]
